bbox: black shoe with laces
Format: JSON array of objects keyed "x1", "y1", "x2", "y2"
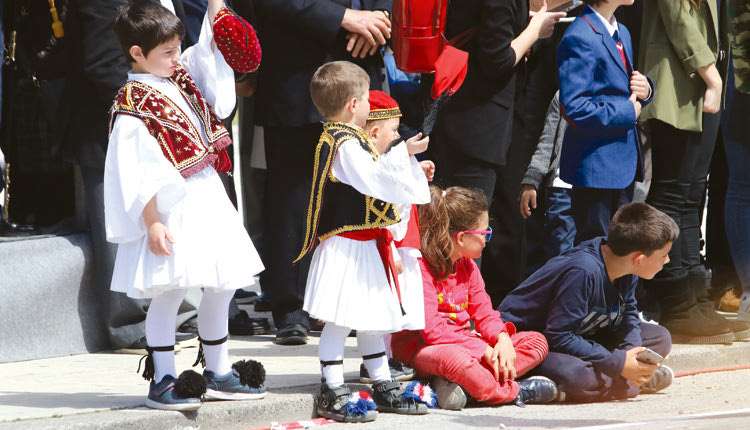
[
  {"x1": 315, "y1": 382, "x2": 377, "y2": 422},
  {"x1": 513, "y1": 376, "x2": 559, "y2": 407},
  {"x1": 371, "y1": 380, "x2": 428, "y2": 415}
]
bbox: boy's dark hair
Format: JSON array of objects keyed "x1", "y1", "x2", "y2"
[
  {"x1": 310, "y1": 61, "x2": 370, "y2": 119},
  {"x1": 608, "y1": 202, "x2": 679, "y2": 256},
  {"x1": 114, "y1": 0, "x2": 185, "y2": 63}
]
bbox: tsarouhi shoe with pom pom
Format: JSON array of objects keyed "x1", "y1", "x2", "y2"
[
  {"x1": 204, "y1": 359, "x2": 267, "y2": 400},
  {"x1": 146, "y1": 371, "x2": 206, "y2": 411},
  {"x1": 315, "y1": 381, "x2": 378, "y2": 423}
]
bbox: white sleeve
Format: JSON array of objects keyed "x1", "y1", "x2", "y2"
[
  {"x1": 386, "y1": 203, "x2": 412, "y2": 241},
  {"x1": 179, "y1": 13, "x2": 236, "y2": 119},
  {"x1": 104, "y1": 115, "x2": 186, "y2": 244},
  {"x1": 331, "y1": 140, "x2": 431, "y2": 205}
]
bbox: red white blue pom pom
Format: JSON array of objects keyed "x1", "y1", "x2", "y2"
[
  {"x1": 402, "y1": 381, "x2": 437, "y2": 408},
  {"x1": 346, "y1": 391, "x2": 377, "y2": 415}
]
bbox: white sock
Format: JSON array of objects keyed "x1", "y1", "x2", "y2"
[
  {"x1": 319, "y1": 323, "x2": 350, "y2": 387},
  {"x1": 358, "y1": 331, "x2": 390, "y2": 383},
  {"x1": 383, "y1": 333, "x2": 393, "y2": 358},
  {"x1": 146, "y1": 289, "x2": 186, "y2": 383},
  {"x1": 198, "y1": 288, "x2": 234, "y2": 376}
]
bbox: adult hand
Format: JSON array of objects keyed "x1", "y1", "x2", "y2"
[
  {"x1": 703, "y1": 84, "x2": 721, "y2": 113},
  {"x1": 148, "y1": 222, "x2": 174, "y2": 256},
  {"x1": 342, "y1": 9, "x2": 391, "y2": 47},
  {"x1": 346, "y1": 32, "x2": 379, "y2": 59},
  {"x1": 621, "y1": 346, "x2": 658, "y2": 387},
  {"x1": 529, "y1": 1, "x2": 566, "y2": 40},
  {"x1": 406, "y1": 132, "x2": 429, "y2": 155},
  {"x1": 629, "y1": 93, "x2": 642, "y2": 119},
  {"x1": 419, "y1": 160, "x2": 436, "y2": 182},
  {"x1": 630, "y1": 71, "x2": 650, "y2": 100},
  {"x1": 519, "y1": 184, "x2": 537, "y2": 219}
]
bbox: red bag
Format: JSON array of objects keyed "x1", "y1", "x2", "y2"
[
  {"x1": 392, "y1": 0, "x2": 475, "y2": 74},
  {"x1": 212, "y1": 7, "x2": 261, "y2": 73}
]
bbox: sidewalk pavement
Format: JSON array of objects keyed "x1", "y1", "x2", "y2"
[{"x1": 1, "y1": 307, "x2": 749, "y2": 430}]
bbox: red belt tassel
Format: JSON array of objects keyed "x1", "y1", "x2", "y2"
[{"x1": 338, "y1": 228, "x2": 406, "y2": 315}]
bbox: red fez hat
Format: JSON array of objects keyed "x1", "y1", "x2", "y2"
[
  {"x1": 422, "y1": 46, "x2": 469, "y2": 135},
  {"x1": 213, "y1": 7, "x2": 262, "y2": 73},
  {"x1": 368, "y1": 90, "x2": 402, "y2": 121}
]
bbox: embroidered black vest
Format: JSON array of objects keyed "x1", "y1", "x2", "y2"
[{"x1": 295, "y1": 122, "x2": 400, "y2": 262}]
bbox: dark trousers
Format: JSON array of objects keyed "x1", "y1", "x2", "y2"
[
  {"x1": 263, "y1": 124, "x2": 321, "y2": 329},
  {"x1": 647, "y1": 114, "x2": 720, "y2": 281},
  {"x1": 535, "y1": 322, "x2": 671, "y2": 403},
  {"x1": 526, "y1": 186, "x2": 576, "y2": 276},
  {"x1": 571, "y1": 183, "x2": 634, "y2": 245}
]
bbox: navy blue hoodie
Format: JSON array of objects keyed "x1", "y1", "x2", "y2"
[{"x1": 498, "y1": 237, "x2": 641, "y2": 378}]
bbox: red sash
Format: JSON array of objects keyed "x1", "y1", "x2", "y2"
[
  {"x1": 395, "y1": 205, "x2": 421, "y2": 250},
  {"x1": 339, "y1": 228, "x2": 405, "y2": 314}
]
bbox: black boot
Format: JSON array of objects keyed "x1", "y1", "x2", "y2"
[
  {"x1": 647, "y1": 276, "x2": 734, "y2": 344},
  {"x1": 692, "y1": 271, "x2": 750, "y2": 341}
]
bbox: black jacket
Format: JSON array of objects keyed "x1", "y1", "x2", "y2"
[
  {"x1": 432, "y1": 0, "x2": 528, "y2": 166},
  {"x1": 253, "y1": 0, "x2": 392, "y2": 128}
]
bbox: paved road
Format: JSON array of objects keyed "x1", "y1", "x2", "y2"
[{"x1": 321, "y1": 369, "x2": 750, "y2": 430}]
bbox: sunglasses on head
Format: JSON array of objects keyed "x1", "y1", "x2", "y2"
[{"x1": 451, "y1": 226, "x2": 493, "y2": 243}]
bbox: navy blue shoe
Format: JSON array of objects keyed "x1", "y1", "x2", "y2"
[
  {"x1": 204, "y1": 367, "x2": 267, "y2": 400},
  {"x1": 146, "y1": 375, "x2": 202, "y2": 411}
]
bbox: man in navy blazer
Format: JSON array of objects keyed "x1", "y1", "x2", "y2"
[{"x1": 557, "y1": 0, "x2": 654, "y2": 244}]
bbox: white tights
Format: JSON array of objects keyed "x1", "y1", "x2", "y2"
[
  {"x1": 318, "y1": 322, "x2": 391, "y2": 387},
  {"x1": 146, "y1": 287, "x2": 235, "y2": 383}
]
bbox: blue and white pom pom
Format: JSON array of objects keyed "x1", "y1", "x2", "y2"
[
  {"x1": 346, "y1": 391, "x2": 377, "y2": 415},
  {"x1": 402, "y1": 381, "x2": 437, "y2": 408}
]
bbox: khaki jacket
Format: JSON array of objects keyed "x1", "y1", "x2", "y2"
[{"x1": 638, "y1": 0, "x2": 728, "y2": 132}]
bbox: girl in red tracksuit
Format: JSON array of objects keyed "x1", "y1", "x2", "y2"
[{"x1": 391, "y1": 186, "x2": 556, "y2": 409}]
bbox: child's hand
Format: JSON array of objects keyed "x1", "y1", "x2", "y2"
[
  {"x1": 395, "y1": 260, "x2": 404, "y2": 275},
  {"x1": 484, "y1": 332, "x2": 517, "y2": 381},
  {"x1": 419, "y1": 160, "x2": 436, "y2": 181},
  {"x1": 406, "y1": 132, "x2": 429, "y2": 155},
  {"x1": 621, "y1": 346, "x2": 658, "y2": 387},
  {"x1": 148, "y1": 222, "x2": 175, "y2": 256},
  {"x1": 629, "y1": 93, "x2": 642, "y2": 119},
  {"x1": 519, "y1": 185, "x2": 537, "y2": 219},
  {"x1": 529, "y1": 1, "x2": 566, "y2": 40},
  {"x1": 630, "y1": 71, "x2": 650, "y2": 100}
]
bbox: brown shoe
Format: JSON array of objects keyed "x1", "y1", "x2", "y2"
[{"x1": 717, "y1": 289, "x2": 741, "y2": 313}]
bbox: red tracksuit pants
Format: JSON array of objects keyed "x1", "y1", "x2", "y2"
[{"x1": 401, "y1": 331, "x2": 548, "y2": 404}]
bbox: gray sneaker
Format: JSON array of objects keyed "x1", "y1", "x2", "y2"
[
  {"x1": 431, "y1": 376, "x2": 467, "y2": 410},
  {"x1": 640, "y1": 365, "x2": 674, "y2": 394},
  {"x1": 204, "y1": 360, "x2": 267, "y2": 400}
]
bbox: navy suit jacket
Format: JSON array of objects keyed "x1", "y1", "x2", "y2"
[{"x1": 557, "y1": 5, "x2": 653, "y2": 189}]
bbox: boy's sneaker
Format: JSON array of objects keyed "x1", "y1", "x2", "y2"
[
  {"x1": 431, "y1": 376, "x2": 467, "y2": 410},
  {"x1": 371, "y1": 380, "x2": 429, "y2": 415},
  {"x1": 514, "y1": 376, "x2": 559, "y2": 407},
  {"x1": 359, "y1": 358, "x2": 416, "y2": 383},
  {"x1": 738, "y1": 293, "x2": 750, "y2": 323},
  {"x1": 146, "y1": 374, "x2": 203, "y2": 411},
  {"x1": 640, "y1": 365, "x2": 674, "y2": 394},
  {"x1": 204, "y1": 360, "x2": 267, "y2": 400},
  {"x1": 315, "y1": 382, "x2": 378, "y2": 423}
]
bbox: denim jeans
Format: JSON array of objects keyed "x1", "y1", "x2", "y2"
[
  {"x1": 724, "y1": 137, "x2": 750, "y2": 296},
  {"x1": 526, "y1": 186, "x2": 576, "y2": 276}
]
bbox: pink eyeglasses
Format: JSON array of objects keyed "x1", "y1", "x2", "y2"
[{"x1": 451, "y1": 227, "x2": 493, "y2": 243}]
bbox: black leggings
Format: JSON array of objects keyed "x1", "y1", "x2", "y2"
[{"x1": 646, "y1": 113, "x2": 720, "y2": 281}]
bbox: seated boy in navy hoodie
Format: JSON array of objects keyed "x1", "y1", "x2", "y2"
[{"x1": 498, "y1": 202, "x2": 678, "y2": 403}]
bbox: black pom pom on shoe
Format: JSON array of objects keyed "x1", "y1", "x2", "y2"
[
  {"x1": 174, "y1": 370, "x2": 208, "y2": 399},
  {"x1": 232, "y1": 359, "x2": 266, "y2": 387}
]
